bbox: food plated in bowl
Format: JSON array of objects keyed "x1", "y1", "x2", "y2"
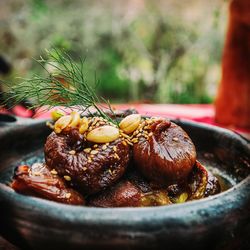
[
  {"x1": 0, "y1": 50, "x2": 249, "y2": 249},
  {"x1": 0, "y1": 112, "x2": 249, "y2": 250},
  {"x1": 10, "y1": 111, "x2": 221, "y2": 207}
]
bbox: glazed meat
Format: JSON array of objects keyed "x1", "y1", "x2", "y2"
[
  {"x1": 11, "y1": 163, "x2": 84, "y2": 205},
  {"x1": 88, "y1": 180, "x2": 142, "y2": 207},
  {"x1": 133, "y1": 119, "x2": 196, "y2": 185},
  {"x1": 88, "y1": 179, "x2": 171, "y2": 207},
  {"x1": 11, "y1": 111, "x2": 221, "y2": 207},
  {"x1": 88, "y1": 161, "x2": 220, "y2": 207},
  {"x1": 88, "y1": 167, "x2": 172, "y2": 207},
  {"x1": 188, "y1": 161, "x2": 221, "y2": 200},
  {"x1": 44, "y1": 129, "x2": 130, "y2": 195},
  {"x1": 168, "y1": 161, "x2": 221, "y2": 202}
]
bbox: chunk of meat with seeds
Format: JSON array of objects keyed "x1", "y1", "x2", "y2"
[{"x1": 11, "y1": 163, "x2": 84, "y2": 205}]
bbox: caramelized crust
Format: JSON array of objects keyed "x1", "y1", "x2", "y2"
[
  {"x1": 44, "y1": 129, "x2": 130, "y2": 195},
  {"x1": 133, "y1": 120, "x2": 196, "y2": 185},
  {"x1": 88, "y1": 181, "x2": 141, "y2": 207},
  {"x1": 11, "y1": 163, "x2": 84, "y2": 205},
  {"x1": 11, "y1": 113, "x2": 221, "y2": 207},
  {"x1": 88, "y1": 161, "x2": 221, "y2": 207}
]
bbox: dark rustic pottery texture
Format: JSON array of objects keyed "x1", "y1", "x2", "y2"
[{"x1": 0, "y1": 114, "x2": 249, "y2": 250}]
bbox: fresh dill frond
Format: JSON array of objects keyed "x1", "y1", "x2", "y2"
[{"x1": 2, "y1": 48, "x2": 117, "y2": 124}]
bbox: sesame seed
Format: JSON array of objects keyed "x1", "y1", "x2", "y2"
[
  {"x1": 93, "y1": 144, "x2": 98, "y2": 148},
  {"x1": 64, "y1": 175, "x2": 71, "y2": 181},
  {"x1": 121, "y1": 132, "x2": 130, "y2": 139},
  {"x1": 148, "y1": 132, "x2": 153, "y2": 137},
  {"x1": 173, "y1": 137, "x2": 179, "y2": 142},
  {"x1": 84, "y1": 148, "x2": 91, "y2": 153},
  {"x1": 113, "y1": 146, "x2": 117, "y2": 152},
  {"x1": 108, "y1": 169, "x2": 112, "y2": 174},
  {"x1": 126, "y1": 139, "x2": 133, "y2": 146},
  {"x1": 65, "y1": 193, "x2": 71, "y2": 199},
  {"x1": 69, "y1": 150, "x2": 76, "y2": 155},
  {"x1": 50, "y1": 169, "x2": 58, "y2": 175},
  {"x1": 114, "y1": 153, "x2": 120, "y2": 159},
  {"x1": 102, "y1": 145, "x2": 107, "y2": 150},
  {"x1": 83, "y1": 167, "x2": 87, "y2": 171},
  {"x1": 133, "y1": 129, "x2": 139, "y2": 134},
  {"x1": 132, "y1": 138, "x2": 138, "y2": 143},
  {"x1": 136, "y1": 133, "x2": 142, "y2": 138},
  {"x1": 90, "y1": 150, "x2": 98, "y2": 155},
  {"x1": 122, "y1": 141, "x2": 127, "y2": 146}
]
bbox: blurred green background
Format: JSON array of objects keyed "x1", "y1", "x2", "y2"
[{"x1": 0, "y1": 0, "x2": 228, "y2": 104}]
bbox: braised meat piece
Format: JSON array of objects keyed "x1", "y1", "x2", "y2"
[
  {"x1": 88, "y1": 179, "x2": 171, "y2": 207},
  {"x1": 133, "y1": 120, "x2": 196, "y2": 185},
  {"x1": 88, "y1": 181, "x2": 142, "y2": 207},
  {"x1": 44, "y1": 129, "x2": 130, "y2": 195},
  {"x1": 88, "y1": 168, "x2": 172, "y2": 207},
  {"x1": 88, "y1": 161, "x2": 221, "y2": 208},
  {"x1": 11, "y1": 112, "x2": 222, "y2": 207},
  {"x1": 11, "y1": 163, "x2": 84, "y2": 205},
  {"x1": 188, "y1": 161, "x2": 221, "y2": 199}
]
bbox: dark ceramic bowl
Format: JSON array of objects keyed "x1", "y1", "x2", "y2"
[{"x1": 0, "y1": 114, "x2": 249, "y2": 250}]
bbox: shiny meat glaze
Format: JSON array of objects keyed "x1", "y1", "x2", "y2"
[
  {"x1": 88, "y1": 180, "x2": 141, "y2": 207},
  {"x1": 133, "y1": 120, "x2": 196, "y2": 185},
  {"x1": 11, "y1": 163, "x2": 84, "y2": 205},
  {"x1": 87, "y1": 161, "x2": 221, "y2": 207},
  {"x1": 10, "y1": 115, "x2": 222, "y2": 207},
  {"x1": 44, "y1": 129, "x2": 130, "y2": 195}
]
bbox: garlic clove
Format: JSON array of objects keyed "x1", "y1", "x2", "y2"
[
  {"x1": 86, "y1": 125, "x2": 119, "y2": 143},
  {"x1": 79, "y1": 117, "x2": 89, "y2": 134},
  {"x1": 119, "y1": 114, "x2": 141, "y2": 134},
  {"x1": 68, "y1": 111, "x2": 80, "y2": 128},
  {"x1": 54, "y1": 115, "x2": 72, "y2": 133}
]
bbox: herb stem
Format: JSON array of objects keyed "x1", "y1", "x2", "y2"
[{"x1": 2, "y1": 48, "x2": 117, "y2": 124}]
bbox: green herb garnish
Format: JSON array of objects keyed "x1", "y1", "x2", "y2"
[{"x1": 2, "y1": 48, "x2": 117, "y2": 124}]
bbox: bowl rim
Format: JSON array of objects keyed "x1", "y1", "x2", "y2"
[{"x1": 0, "y1": 176, "x2": 249, "y2": 225}]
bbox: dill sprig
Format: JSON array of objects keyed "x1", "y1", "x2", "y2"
[{"x1": 3, "y1": 48, "x2": 117, "y2": 124}]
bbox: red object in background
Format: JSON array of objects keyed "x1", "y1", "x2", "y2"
[
  {"x1": 215, "y1": 0, "x2": 250, "y2": 129},
  {"x1": 11, "y1": 105, "x2": 34, "y2": 118},
  {"x1": 0, "y1": 105, "x2": 34, "y2": 118}
]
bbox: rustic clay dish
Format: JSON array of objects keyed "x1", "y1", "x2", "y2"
[{"x1": 0, "y1": 114, "x2": 249, "y2": 250}]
